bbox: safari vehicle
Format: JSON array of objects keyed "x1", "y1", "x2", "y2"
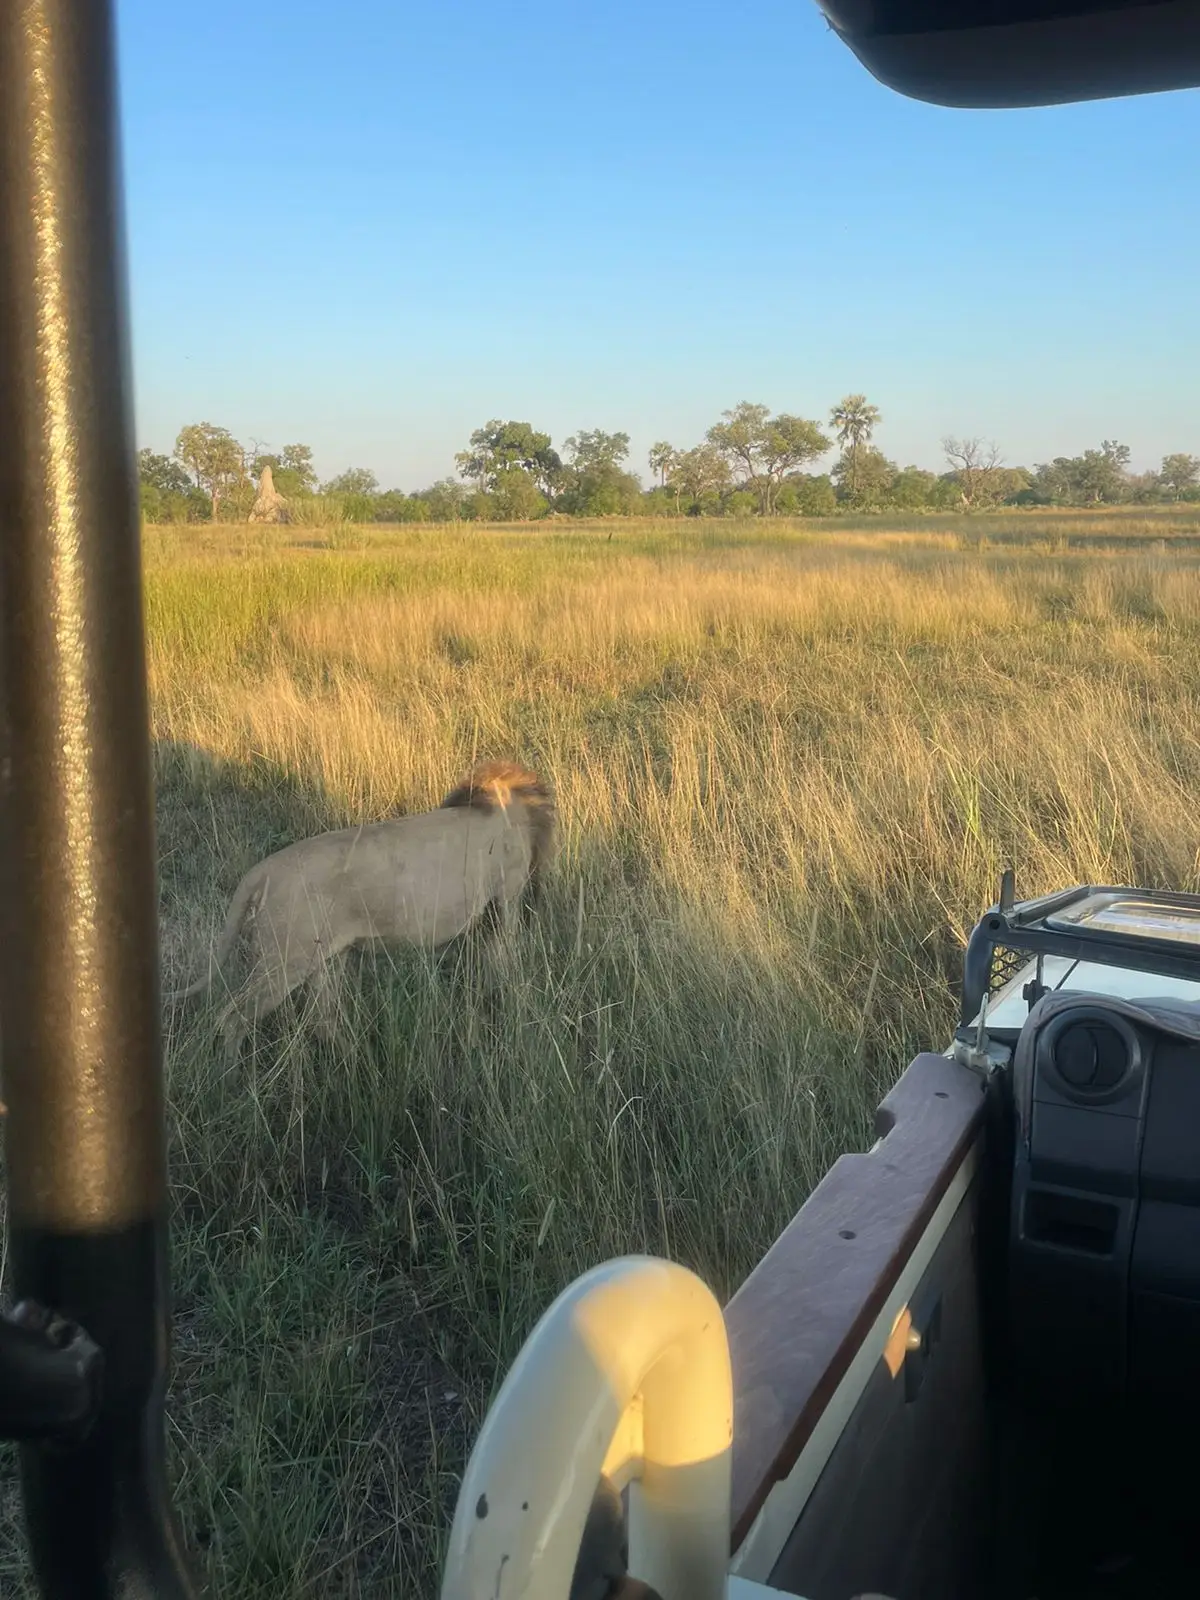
[{"x1": 1, "y1": 2, "x2": 1199, "y2": 1598}]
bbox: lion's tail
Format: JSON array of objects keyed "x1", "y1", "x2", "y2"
[
  {"x1": 440, "y1": 759, "x2": 557, "y2": 877},
  {"x1": 163, "y1": 864, "x2": 265, "y2": 1006}
]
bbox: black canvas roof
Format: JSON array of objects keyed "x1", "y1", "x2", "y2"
[{"x1": 813, "y1": 0, "x2": 1200, "y2": 106}]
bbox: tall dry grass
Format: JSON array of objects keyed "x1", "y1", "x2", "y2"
[{"x1": 5, "y1": 509, "x2": 1200, "y2": 1596}]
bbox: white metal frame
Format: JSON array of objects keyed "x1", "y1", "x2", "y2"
[{"x1": 440, "y1": 1255, "x2": 734, "y2": 1600}]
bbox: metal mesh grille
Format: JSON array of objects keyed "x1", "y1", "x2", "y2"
[{"x1": 988, "y1": 944, "x2": 1027, "y2": 995}]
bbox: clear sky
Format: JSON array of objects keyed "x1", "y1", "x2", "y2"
[{"x1": 115, "y1": 0, "x2": 1199, "y2": 491}]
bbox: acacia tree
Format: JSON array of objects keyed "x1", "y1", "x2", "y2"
[
  {"x1": 707, "y1": 402, "x2": 831, "y2": 514},
  {"x1": 830, "y1": 394, "x2": 882, "y2": 503},
  {"x1": 174, "y1": 422, "x2": 245, "y2": 520}
]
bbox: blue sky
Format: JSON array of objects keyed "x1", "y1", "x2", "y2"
[{"x1": 116, "y1": 0, "x2": 1199, "y2": 490}]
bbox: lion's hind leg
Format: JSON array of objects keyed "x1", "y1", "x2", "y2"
[
  {"x1": 306, "y1": 949, "x2": 349, "y2": 1044},
  {"x1": 218, "y1": 947, "x2": 322, "y2": 1066}
]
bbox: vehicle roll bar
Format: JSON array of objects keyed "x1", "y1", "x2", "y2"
[{"x1": 0, "y1": 2, "x2": 199, "y2": 1593}]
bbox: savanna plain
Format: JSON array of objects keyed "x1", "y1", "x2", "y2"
[{"x1": 3, "y1": 507, "x2": 1200, "y2": 1597}]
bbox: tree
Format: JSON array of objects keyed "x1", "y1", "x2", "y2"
[
  {"x1": 706, "y1": 402, "x2": 831, "y2": 515},
  {"x1": 1030, "y1": 443, "x2": 1129, "y2": 506},
  {"x1": 1160, "y1": 453, "x2": 1200, "y2": 499},
  {"x1": 648, "y1": 441, "x2": 679, "y2": 487},
  {"x1": 420, "y1": 478, "x2": 469, "y2": 521},
  {"x1": 374, "y1": 490, "x2": 427, "y2": 523},
  {"x1": 278, "y1": 444, "x2": 317, "y2": 493},
  {"x1": 941, "y1": 436, "x2": 1005, "y2": 508},
  {"x1": 832, "y1": 446, "x2": 895, "y2": 509},
  {"x1": 1029, "y1": 458, "x2": 1069, "y2": 504},
  {"x1": 788, "y1": 473, "x2": 838, "y2": 516},
  {"x1": 489, "y1": 467, "x2": 547, "y2": 521},
  {"x1": 1126, "y1": 470, "x2": 1168, "y2": 504},
  {"x1": 139, "y1": 448, "x2": 193, "y2": 496},
  {"x1": 830, "y1": 394, "x2": 882, "y2": 504},
  {"x1": 137, "y1": 449, "x2": 208, "y2": 523},
  {"x1": 564, "y1": 429, "x2": 631, "y2": 473},
  {"x1": 559, "y1": 430, "x2": 641, "y2": 516},
  {"x1": 669, "y1": 443, "x2": 730, "y2": 514},
  {"x1": 455, "y1": 420, "x2": 561, "y2": 497},
  {"x1": 174, "y1": 422, "x2": 246, "y2": 520},
  {"x1": 890, "y1": 466, "x2": 939, "y2": 510},
  {"x1": 1075, "y1": 441, "x2": 1130, "y2": 504},
  {"x1": 323, "y1": 466, "x2": 379, "y2": 496},
  {"x1": 251, "y1": 441, "x2": 318, "y2": 499}
]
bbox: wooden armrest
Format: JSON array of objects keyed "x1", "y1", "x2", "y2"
[{"x1": 726, "y1": 1051, "x2": 987, "y2": 1548}]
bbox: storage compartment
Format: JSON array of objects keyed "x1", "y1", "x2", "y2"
[{"x1": 1022, "y1": 1188, "x2": 1120, "y2": 1254}]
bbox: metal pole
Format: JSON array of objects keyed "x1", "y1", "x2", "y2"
[{"x1": 0, "y1": 2, "x2": 199, "y2": 1593}]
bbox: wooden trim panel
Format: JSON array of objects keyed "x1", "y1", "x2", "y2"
[{"x1": 725, "y1": 1051, "x2": 987, "y2": 1549}]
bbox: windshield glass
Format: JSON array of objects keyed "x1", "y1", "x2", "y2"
[{"x1": 1046, "y1": 893, "x2": 1200, "y2": 946}]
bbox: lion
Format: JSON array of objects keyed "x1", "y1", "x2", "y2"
[{"x1": 166, "y1": 759, "x2": 555, "y2": 1062}]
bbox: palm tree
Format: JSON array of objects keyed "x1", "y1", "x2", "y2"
[
  {"x1": 648, "y1": 441, "x2": 678, "y2": 487},
  {"x1": 830, "y1": 394, "x2": 881, "y2": 503}
]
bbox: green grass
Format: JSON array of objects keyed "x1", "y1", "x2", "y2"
[{"x1": 5, "y1": 507, "x2": 1200, "y2": 1595}]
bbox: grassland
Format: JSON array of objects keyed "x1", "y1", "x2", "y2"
[{"x1": 5, "y1": 506, "x2": 1200, "y2": 1596}]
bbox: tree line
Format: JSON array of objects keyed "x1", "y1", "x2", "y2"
[{"x1": 138, "y1": 399, "x2": 1200, "y2": 525}]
